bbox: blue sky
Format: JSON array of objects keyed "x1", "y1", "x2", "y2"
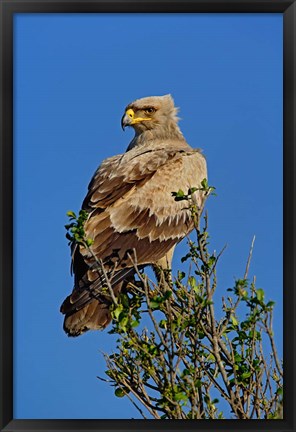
[{"x1": 13, "y1": 13, "x2": 283, "y2": 419}]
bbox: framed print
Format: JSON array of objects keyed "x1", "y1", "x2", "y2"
[{"x1": 1, "y1": 1, "x2": 295, "y2": 431}]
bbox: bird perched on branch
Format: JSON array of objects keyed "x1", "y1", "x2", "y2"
[{"x1": 60, "y1": 94, "x2": 207, "y2": 336}]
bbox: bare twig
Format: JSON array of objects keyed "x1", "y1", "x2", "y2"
[{"x1": 244, "y1": 235, "x2": 256, "y2": 279}]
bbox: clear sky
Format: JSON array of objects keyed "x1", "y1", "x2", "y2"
[{"x1": 14, "y1": 13, "x2": 283, "y2": 419}]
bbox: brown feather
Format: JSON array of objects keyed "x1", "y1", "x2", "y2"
[{"x1": 61, "y1": 95, "x2": 207, "y2": 337}]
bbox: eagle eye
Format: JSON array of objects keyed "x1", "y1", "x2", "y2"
[{"x1": 144, "y1": 107, "x2": 156, "y2": 114}]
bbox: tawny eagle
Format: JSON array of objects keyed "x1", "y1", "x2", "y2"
[{"x1": 61, "y1": 95, "x2": 207, "y2": 336}]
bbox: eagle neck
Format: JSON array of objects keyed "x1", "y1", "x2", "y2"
[{"x1": 126, "y1": 124, "x2": 185, "y2": 151}]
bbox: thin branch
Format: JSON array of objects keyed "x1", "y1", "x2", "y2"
[{"x1": 244, "y1": 235, "x2": 256, "y2": 279}]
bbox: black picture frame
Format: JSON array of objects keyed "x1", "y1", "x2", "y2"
[{"x1": 0, "y1": 1, "x2": 295, "y2": 431}]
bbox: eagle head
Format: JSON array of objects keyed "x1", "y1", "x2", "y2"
[{"x1": 121, "y1": 94, "x2": 180, "y2": 133}]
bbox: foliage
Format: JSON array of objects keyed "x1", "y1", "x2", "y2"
[
  {"x1": 65, "y1": 183, "x2": 283, "y2": 419},
  {"x1": 65, "y1": 209, "x2": 94, "y2": 247}
]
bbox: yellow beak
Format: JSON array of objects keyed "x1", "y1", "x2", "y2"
[{"x1": 121, "y1": 108, "x2": 152, "y2": 130}]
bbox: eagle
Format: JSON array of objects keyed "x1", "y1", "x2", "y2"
[{"x1": 60, "y1": 94, "x2": 207, "y2": 336}]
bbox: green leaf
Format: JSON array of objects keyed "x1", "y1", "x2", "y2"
[
  {"x1": 64, "y1": 223, "x2": 75, "y2": 230},
  {"x1": 177, "y1": 271, "x2": 186, "y2": 281},
  {"x1": 172, "y1": 189, "x2": 186, "y2": 201},
  {"x1": 207, "y1": 353, "x2": 215, "y2": 362},
  {"x1": 208, "y1": 255, "x2": 216, "y2": 267},
  {"x1": 230, "y1": 315, "x2": 239, "y2": 327},
  {"x1": 201, "y1": 178, "x2": 208, "y2": 189},
  {"x1": 112, "y1": 305, "x2": 123, "y2": 320},
  {"x1": 120, "y1": 293, "x2": 129, "y2": 308},
  {"x1": 174, "y1": 392, "x2": 188, "y2": 402},
  {"x1": 234, "y1": 354, "x2": 243, "y2": 363},
  {"x1": 148, "y1": 345, "x2": 158, "y2": 355},
  {"x1": 175, "y1": 189, "x2": 185, "y2": 197},
  {"x1": 159, "y1": 319, "x2": 167, "y2": 329},
  {"x1": 241, "y1": 371, "x2": 252, "y2": 380},
  {"x1": 181, "y1": 253, "x2": 192, "y2": 263},
  {"x1": 188, "y1": 276, "x2": 197, "y2": 288},
  {"x1": 118, "y1": 316, "x2": 128, "y2": 330},
  {"x1": 66, "y1": 210, "x2": 77, "y2": 219},
  {"x1": 195, "y1": 379, "x2": 202, "y2": 388},
  {"x1": 131, "y1": 319, "x2": 140, "y2": 328},
  {"x1": 187, "y1": 187, "x2": 198, "y2": 195},
  {"x1": 256, "y1": 288, "x2": 265, "y2": 302},
  {"x1": 163, "y1": 290, "x2": 172, "y2": 300},
  {"x1": 149, "y1": 300, "x2": 161, "y2": 309},
  {"x1": 115, "y1": 388, "x2": 126, "y2": 398},
  {"x1": 266, "y1": 300, "x2": 275, "y2": 308}
]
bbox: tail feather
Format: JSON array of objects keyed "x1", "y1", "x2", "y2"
[
  {"x1": 63, "y1": 299, "x2": 113, "y2": 337},
  {"x1": 61, "y1": 266, "x2": 138, "y2": 315},
  {"x1": 61, "y1": 266, "x2": 143, "y2": 337}
]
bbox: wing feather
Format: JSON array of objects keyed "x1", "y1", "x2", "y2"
[
  {"x1": 62, "y1": 144, "x2": 207, "y2": 325},
  {"x1": 81, "y1": 147, "x2": 206, "y2": 265}
]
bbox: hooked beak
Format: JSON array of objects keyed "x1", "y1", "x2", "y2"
[
  {"x1": 121, "y1": 108, "x2": 135, "y2": 130},
  {"x1": 121, "y1": 108, "x2": 152, "y2": 131},
  {"x1": 121, "y1": 113, "x2": 130, "y2": 131}
]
